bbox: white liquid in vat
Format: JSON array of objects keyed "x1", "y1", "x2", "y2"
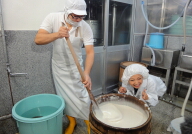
[{"x1": 95, "y1": 101, "x2": 148, "y2": 128}]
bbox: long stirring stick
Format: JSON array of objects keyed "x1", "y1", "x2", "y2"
[{"x1": 62, "y1": 22, "x2": 99, "y2": 107}]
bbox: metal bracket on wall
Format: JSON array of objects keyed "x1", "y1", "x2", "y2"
[
  {"x1": 0, "y1": 34, "x2": 7, "y2": 37},
  {"x1": 6, "y1": 63, "x2": 28, "y2": 78}
]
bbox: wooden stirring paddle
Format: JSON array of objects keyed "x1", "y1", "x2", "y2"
[{"x1": 62, "y1": 22, "x2": 99, "y2": 107}]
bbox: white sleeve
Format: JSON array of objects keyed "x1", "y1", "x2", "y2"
[
  {"x1": 39, "y1": 13, "x2": 54, "y2": 33},
  {"x1": 81, "y1": 21, "x2": 94, "y2": 46},
  {"x1": 149, "y1": 75, "x2": 166, "y2": 97},
  {"x1": 145, "y1": 79, "x2": 159, "y2": 106}
]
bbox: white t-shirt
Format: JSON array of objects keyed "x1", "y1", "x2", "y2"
[
  {"x1": 39, "y1": 12, "x2": 94, "y2": 66},
  {"x1": 39, "y1": 12, "x2": 94, "y2": 46}
]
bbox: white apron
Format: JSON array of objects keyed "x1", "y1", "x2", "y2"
[{"x1": 52, "y1": 27, "x2": 91, "y2": 120}]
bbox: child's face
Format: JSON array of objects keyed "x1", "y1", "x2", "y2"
[{"x1": 128, "y1": 74, "x2": 143, "y2": 89}]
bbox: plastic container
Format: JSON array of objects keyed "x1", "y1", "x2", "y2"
[
  {"x1": 169, "y1": 15, "x2": 192, "y2": 35},
  {"x1": 12, "y1": 94, "x2": 65, "y2": 134},
  {"x1": 146, "y1": 33, "x2": 164, "y2": 49}
]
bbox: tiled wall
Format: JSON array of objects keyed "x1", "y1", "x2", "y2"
[
  {"x1": 5, "y1": 31, "x2": 55, "y2": 103},
  {"x1": 0, "y1": 37, "x2": 12, "y2": 116},
  {"x1": 0, "y1": 31, "x2": 55, "y2": 134}
]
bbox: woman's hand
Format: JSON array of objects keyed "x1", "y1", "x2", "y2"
[
  {"x1": 119, "y1": 87, "x2": 127, "y2": 93},
  {"x1": 82, "y1": 74, "x2": 92, "y2": 90},
  {"x1": 142, "y1": 89, "x2": 149, "y2": 100}
]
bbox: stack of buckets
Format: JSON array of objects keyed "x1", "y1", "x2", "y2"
[
  {"x1": 169, "y1": 15, "x2": 192, "y2": 35},
  {"x1": 12, "y1": 94, "x2": 65, "y2": 134}
]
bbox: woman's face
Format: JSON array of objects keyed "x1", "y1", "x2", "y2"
[{"x1": 128, "y1": 74, "x2": 143, "y2": 89}]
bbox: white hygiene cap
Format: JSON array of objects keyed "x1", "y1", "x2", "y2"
[
  {"x1": 121, "y1": 64, "x2": 149, "y2": 85},
  {"x1": 64, "y1": 0, "x2": 87, "y2": 15}
]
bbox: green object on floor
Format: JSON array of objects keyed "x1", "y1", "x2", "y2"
[{"x1": 12, "y1": 94, "x2": 65, "y2": 134}]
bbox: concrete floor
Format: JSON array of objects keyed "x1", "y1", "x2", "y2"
[
  {"x1": 162, "y1": 93, "x2": 192, "y2": 113},
  {"x1": 62, "y1": 98, "x2": 192, "y2": 134}
]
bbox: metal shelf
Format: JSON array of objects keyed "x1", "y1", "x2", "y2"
[{"x1": 170, "y1": 67, "x2": 192, "y2": 102}]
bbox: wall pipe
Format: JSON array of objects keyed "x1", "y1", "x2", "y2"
[
  {"x1": 102, "y1": 0, "x2": 109, "y2": 94},
  {"x1": 0, "y1": 114, "x2": 12, "y2": 121},
  {"x1": 0, "y1": 0, "x2": 15, "y2": 122},
  {"x1": 159, "y1": 0, "x2": 166, "y2": 33},
  {"x1": 142, "y1": 2, "x2": 155, "y2": 66},
  {"x1": 181, "y1": 78, "x2": 192, "y2": 117},
  {"x1": 143, "y1": 1, "x2": 148, "y2": 48},
  {"x1": 0, "y1": 0, "x2": 9, "y2": 64},
  {"x1": 112, "y1": 3, "x2": 117, "y2": 46},
  {"x1": 128, "y1": 0, "x2": 136, "y2": 61},
  {"x1": 143, "y1": 18, "x2": 156, "y2": 66},
  {"x1": 182, "y1": 0, "x2": 192, "y2": 47},
  {"x1": 178, "y1": 0, "x2": 192, "y2": 66}
]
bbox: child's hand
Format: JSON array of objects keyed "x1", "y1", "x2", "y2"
[
  {"x1": 119, "y1": 87, "x2": 127, "y2": 93},
  {"x1": 142, "y1": 89, "x2": 149, "y2": 100}
]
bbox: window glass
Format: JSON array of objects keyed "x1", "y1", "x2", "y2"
[
  {"x1": 108, "y1": 0, "x2": 132, "y2": 46},
  {"x1": 85, "y1": 0, "x2": 104, "y2": 46},
  {"x1": 147, "y1": 0, "x2": 192, "y2": 36}
]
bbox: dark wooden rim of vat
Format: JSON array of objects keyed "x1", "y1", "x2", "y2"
[
  {"x1": 120, "y1": 61, "x2": 147, "y2": 69},
  {"x1": 90, "y1": 93, "x2": 152, "y2": 130},
  {"x1": 90, "y1": 122, "x2": 103, "y2": 134}
]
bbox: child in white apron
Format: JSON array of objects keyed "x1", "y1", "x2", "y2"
[{"x1": 119, "y1": 64, "x2": 166, "y2": 106}]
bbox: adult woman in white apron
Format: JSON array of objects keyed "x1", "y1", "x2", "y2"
[{"x1": 34, "y1": 0, "x2": 94, "y2": 133}]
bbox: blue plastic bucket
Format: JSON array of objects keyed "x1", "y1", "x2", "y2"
[
  {"x1": 146, "y1": 33, "x2": 164, "y2": 49},
  {"x1": 12, "y1": 94, "x2": 65, "y2": 134}
]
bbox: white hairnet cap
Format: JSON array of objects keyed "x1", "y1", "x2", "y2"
[
  {"x1": 64, "y1": 0, "x2": 87, "y2": 15},
  {"x1": 121, "y1": 64, "x2": 149, "y2": 85}
]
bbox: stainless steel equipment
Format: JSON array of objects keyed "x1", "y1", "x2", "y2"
[
  {"x1": 178, "y1": 55, "x2": 192, "y2": 70},
  {"x1": 141, "y1": 47, "x2": 180, "y2": 88},
  {"x1": 85, "y1": 20, "x2": 101, "y2": 45},
  {"x1": 141, "y1": 47, "x2": 180, "y2": 69},
  {"x1": 85, "y1": 0, "x2": 103, "y2": 45}
]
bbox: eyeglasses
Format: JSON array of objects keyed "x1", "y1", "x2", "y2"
[{"x1": 70, "y1": 14, "x2": 86, "y2": 19}]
